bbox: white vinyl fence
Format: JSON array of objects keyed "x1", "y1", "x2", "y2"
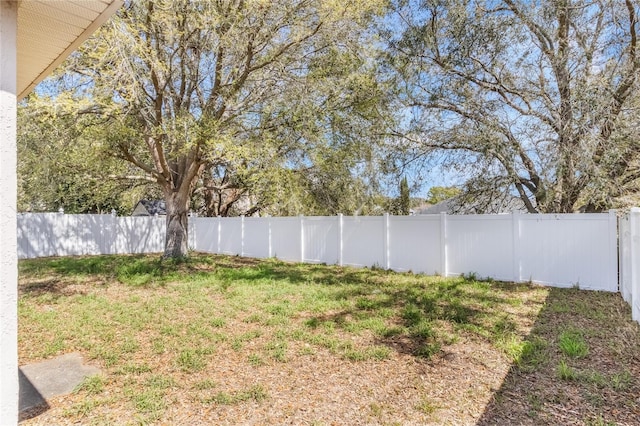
[
  {"x1": 17, "y1": 213, "x2": 169, "y2": 258},
  {"x1": 192, "y1": 212, "x2": 619, "y2": 292},
  {"x1": 619, "y1": 208, "x2": 640, "y2": 322},
  {"x1": 18, "y1": 211, "x2": 619, "y2": 292}
]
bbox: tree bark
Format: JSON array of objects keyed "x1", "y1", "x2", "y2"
[{"x1": 163, "y1": 191, "x2": 189, "y2": 259}]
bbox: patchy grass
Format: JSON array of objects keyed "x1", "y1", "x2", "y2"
[{"x1": 18, "y1": 253, "x2": 640, "y2": 425}]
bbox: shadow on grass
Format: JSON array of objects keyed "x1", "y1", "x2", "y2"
[{"x1": 476, "y1": 287, "x2": 640, "y2": 425}]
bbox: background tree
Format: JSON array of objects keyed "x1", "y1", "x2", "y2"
[
  {"x1": 399, "y1": 176, "x2": 410, "y2": 214},
  {"x1": 18, "y1": 95, "x2": 157, "y2": 214},
  {"x1": 50, "y1": 0, "x2": 386, "y2": 258},
  {"x1": 425, "y1": 186, "x2": 460, "y2": 205},
  {"x1": 385, "y1": 0, "x2": 640, "y2": 213}
]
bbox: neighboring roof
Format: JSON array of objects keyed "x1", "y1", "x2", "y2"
[
  {"x1": 132, "y1": 200, "x2": 166, "y2": 216},
  {"x1": 415, "y1": 195, "x2": 528, "y2": 215},
  {"x1": 17, "y1": 0, "x2": 123, "y2": 100}
]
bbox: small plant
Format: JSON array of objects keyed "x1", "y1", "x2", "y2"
[
  {"x1": 610, "y1": 370, "x2": 632, "y2": 391},
  {"x1": 369, "y1": 402, "x2": 383, "y2": 417},
  {"x1": 402, "y1": 304, "x2": 423, "y2": 326},
  {"x1": 415, "y1": 398, "x2": 438, "y2": 414},
  {"x1": 516, "y1": 336, "x2": 548, "y2": 370},
  {"x1": 559, "y1": 330, "x2": 589, "y2": 358},
  {"x1": 62, "y1": 398, "x2": 101, "y2": 418},
  {"x1": 210, "y1": 317, "x2": 226, "y2": 328},
  {"x1": 416, "y1": 342, "x2": 441, "y2": 359},
  {"x1": 176, "y1": 349, "x2": 206, "y2": 372},
  {"x1": 580, "y1": 370, "x2": 607, "y2": 388},
  {"x1": 151, "y1": 338, "x2": 167, "y2": 355},
  {"x1": 132, "y1": 389, "x2": 166, "y2": 414},
  {"x1": 118, "y1": 363, "x2": 152, "y2": 375},
  {"x1": 557, "y1": 360, "x2": 577, "y2": 380},
  {"x1": 145, "y1": 375, "x2": 175, "y2": 390},
  {"x1": 344, "y1": 345, "x2": 391, "y2": 361},
  {"x1": 526, "y1": 394, "x2": 542, "y2": 418},
  {"x1": 248, "y1": 353, "x2": 264, "y2": 366},
  {"x1": 463, "y1": 272, "x2": 478, "y2": 281},
  {"x1": 410, "y1": 320, "x2": 435, "y2": 339},
  {"x1": 74, "y1": 375, "x2": 105, "y2": 396},
  {"x1": 265, "y1": 340, "x2": 288, "y2": 362},
  {"x1": 206, "y1": 385, "x2": 268, "y2": 405},
  {"x1": 193, "y1": 379, "x2": 217, "y2": 390}
]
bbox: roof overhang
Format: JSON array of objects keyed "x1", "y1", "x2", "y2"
[{"x1": 17, "y1": 0, "x2": 123, "y2": 100}]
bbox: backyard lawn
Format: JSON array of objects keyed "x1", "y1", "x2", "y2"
[{"x1": 18, "y1": 253, "x2": 640, "y2": 425}]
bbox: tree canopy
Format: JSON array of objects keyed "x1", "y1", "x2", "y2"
[
  {"x1": 31, "y1": 0, "x2": 390, "y2": 257},
  {"x1": 385, "y1": 0, "x2": 640, "y2": 213},
  {"x1": 20, "y1": 0, "x2": 640, "y2": 226}
]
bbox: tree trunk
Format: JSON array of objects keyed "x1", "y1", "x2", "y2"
[{"x1": 163, "y1": 191, "x2": 189, "y2": 259}]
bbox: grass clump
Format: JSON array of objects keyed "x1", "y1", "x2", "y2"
[
  {"x1": 74, "y1": 375, "x2": 105, "y2": 396},
  {"x1": 557, "y1": 360, "x2": 577, "y2": 381},
  {"x1": 558, "y1": 330, "x2": 589, "y2": 358},
  {"x1": 205, "y1": 385, "x2": 268, "y2": 405},
  {"x1": 176, "y1": 349, "x2": 206, "y2": 372}
]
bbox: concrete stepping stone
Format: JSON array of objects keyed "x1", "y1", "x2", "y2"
[{"x1": 19, "y1": 352, "x2": 101, "y2": 412}]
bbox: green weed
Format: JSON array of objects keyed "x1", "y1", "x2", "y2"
[
  {"x1": 74, "y1": 375, "x2": 105, "y2": 395},
  {"x1": 558, "y1": 330, "x2": 589, "y2": 358},
  {"x1": 557, "y1": 360, "x2": 577, "y2": 381},
  {"x1": 176, "y1": 349, "x2": 206, "y2": 372},
  {"x1": 205, "y1": 385, "x2": 268, "y2": 405}
]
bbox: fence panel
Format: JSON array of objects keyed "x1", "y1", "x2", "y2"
[
  {"x1": 218, "y1": 217, "x2": 242, "y2": 255},
  {"x1": 65, "y1": 214, "x2": 112, "y2": 256},
  {"x1": 243, "y1": 217, "x2": 270, "y2": 259},
  {"x1": 115, "y1": 216, "x2": 164, "y2": 254},
  {"x1": 18, "y1": 213, "x2": 56, "y2": 258},
  {"x1": 303, "y1": 216, "x2": 339, "y2": 264},
  {"x1": 520, "y1": 213, "x2": 617, "y2": 290},
  {"x1": 446, "y1": 215, "x2": 515, "y2": 281},
  {"x1": 620, "y1": 215, "x2": 632, "y2": 304},
  {"x1": 270, "y1": 217, "x2": 301, "y2": 262},
  {"x1": 633, "y1": 210, "x2": 640, "y2": 321},
  {"x1": 388, "y1": 215, "x2": 442, "y2": 274},
  {"x1": 192, "y1": 217, "x2": 219, "y2": 253},
  {"x1": 620, "y1": 209, "x2": 640, "y2": 321},
  {"x1": 17, "y1": 213, "x2": 113, "y2": 258},
  {"x1": 342, "y1": 216, "x2": 384, "y2": 268}
]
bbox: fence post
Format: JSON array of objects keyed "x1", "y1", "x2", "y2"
[
  {"x1": 619, "y1": 214, "x2": 628, "y2": 302},
  {"x1": 268, "y1": 217, "x2": 273, "y2": 258},
  {"x1": 440, "y1": 212, "x2": 448, "y2": 276},
  {"x1": 512, "y1": 211, "x2": 521, "y2": 282},
  {"x1": 299, "y1": 215, "x2": 305, "y2": 263},
  {"x1": 338, "y1": 213, "x2": 343, "y2": 266},
  {"x1": 188, "y1": 213, "x2": 196, "y2": 251},
  {"x1": 217, "y1": 216, "x2": 221, "y2": 254},
  {"x1": 241, "y1": 215, "x2": 245, "y2": 257},
  {"x1": 631, "y1": 208, "x2": 640, "y2": 322},
  {"x1": 110, "y1": 210, "x2": 117, "y2": 255},
  {"x1": 607, "y1": 210, "x2": 618, "y2": 292},
  {"x1": 383, "y1": 213, "x2": 390, "y2": 269}
]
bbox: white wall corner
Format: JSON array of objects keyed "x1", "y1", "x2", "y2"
[{"x1": 0, "y1": 0, "x2": 18, "y2": 422}]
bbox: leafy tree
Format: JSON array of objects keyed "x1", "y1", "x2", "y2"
[
  {"x1": 189, "y1": 28, "x2": 394, "y2": 218},
  {"x1": 53, "y1": 0, "x2": 386, "y2": 258},
  {"x1": 399, "y1": 176, "x2": 410, "y2": 214},
  {"x1": 386, "y1": 0, "x2": 640, "y2": 213},
  {"x1": 425, "y1": 186, "x2": 460, "y2": 205},
  {"x1": 17, "y1": 96, "x2": 156, "y2": 214}
]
